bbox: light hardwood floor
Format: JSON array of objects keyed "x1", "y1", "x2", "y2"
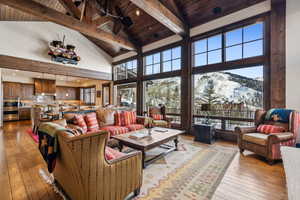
[{"x1": 1, "y1": 121, "x2": 287, "y2": 200}]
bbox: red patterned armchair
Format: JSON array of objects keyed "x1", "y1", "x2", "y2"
[
  {"x1": 236, "y1": 109, "x2": 300, "y2": 164},
  {"x1": 148, "y1": 105, "x2": 172, "y2": 128}
]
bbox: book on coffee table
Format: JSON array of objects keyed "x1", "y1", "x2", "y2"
[{"x1": 129, "y1": 131, "x2": 150, "y2": 140}]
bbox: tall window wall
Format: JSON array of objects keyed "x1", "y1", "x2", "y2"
[
  {"x1": 113, "y1": 17, "x2": 268, "y2": 131},
  {"x1": 192, "y1": 20, "x2": 266, "y2": 131}
]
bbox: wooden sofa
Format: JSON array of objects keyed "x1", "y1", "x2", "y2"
[{"x1": 54, "y1": 130, "x2": 143, "y2": 200}]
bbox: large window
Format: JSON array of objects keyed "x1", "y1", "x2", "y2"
[
  {"x1": 193, "y1": 66, "x2": 264, "y2": 130},
  {"x1": 114, "y1": 59, "x2": 137, "y2": 80},
  {"x1": 114, "y1": 83, "x2": 137, "y2": 109},
  {"x1": 193, "y1": 22, "x2": 264, "y2": 67},
  {"x1": 144, "y1": 46, "x2": 181, "y2": 75},
  {"x1": 144, "y1": 77, "x2": 181, "y2": 123}
]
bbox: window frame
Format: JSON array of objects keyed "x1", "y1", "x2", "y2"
[
  {"x1": 192, "y1": 16, "x2": 267, "y2": 69},
  {"x1": 113, "y1": 58, "x2": 138, "y2": 81},
  {"x1": 143, "y1": 46, "x2": 182, "y2": 76}
]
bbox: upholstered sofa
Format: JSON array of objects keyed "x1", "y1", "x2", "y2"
[
  {"x1": 236, "y1": 109, "x2": 300, "y2": 164},
  {"x1": 54, "y1": 129, "x2": 143, "y2": 200},
  {"x1": 63, "y1": 109, "x2": 151, "y2": 137}
]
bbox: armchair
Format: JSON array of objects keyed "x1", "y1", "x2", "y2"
[
  {"x1": 236, "y1": 109, "x2": 300, "y2": 164},
  {"x1": 148, "y1": 105, "x2": 172, "y2": 128},
  {"x1": 54, "y1": 130, "x2": 143, "y2": 200}
]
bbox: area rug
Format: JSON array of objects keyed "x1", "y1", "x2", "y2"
[
  {"x1": 26, "y1": 128, "x2": 39, "y2": 143},
  {"x1": 132, "y1": 137, "x2": 237, "y2": 200}
]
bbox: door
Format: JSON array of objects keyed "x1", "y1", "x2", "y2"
[{"x1": 102, "y1": 83, "x2": 111, "y2": 106}]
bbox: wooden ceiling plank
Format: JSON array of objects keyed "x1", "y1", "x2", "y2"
[
  {"x1": 57, "y1": 0, "x2": 81, "y2": 19},
  {"x1": 130, "y1": 0, "x2": 186, "y2": 36},
  {"x1": 0, "y1": 0, "x2": 135, "y2": 50}
]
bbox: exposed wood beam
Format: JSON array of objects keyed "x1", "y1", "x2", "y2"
[
  {"x1": 130, "y1": 0, "x2": 186, "y2": 36},
  {"x1": 93, "y1": 16, "x2": 113, "y2": 27},
  {"x1": 0, "y1": 55, "x2": 111, "y2": 80},
  {"x1": 0, "y1": 0, "x2": 135, "y2": 50},
  {"x1": 57, "y1": 0, "x2": 81, "y2": 19}
]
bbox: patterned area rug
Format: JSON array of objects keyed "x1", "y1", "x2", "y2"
[{"x1": 133, "y1": 137, "x2": 237, "y2": 200}]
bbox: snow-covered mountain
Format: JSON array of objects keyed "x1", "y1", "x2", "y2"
[{"x1": 194, "y1": 72, "x2": 263, "y2": 106}]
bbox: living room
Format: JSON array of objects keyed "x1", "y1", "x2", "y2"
[{"x1": 0, "y1": 0, "x2": 299, "y2": 200}]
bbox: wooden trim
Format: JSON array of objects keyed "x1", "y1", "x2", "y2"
[
  {"x1": 0, "y1": 55, "x2": 111, "y2": 80},
  {"x1": 57, "y1": 0, "x2": 81, "y2": 19},
  {"x1": 0, "y1": 0, "x2": 135, "y2": 50},
  {"x1": 269, "y1": 0, "x2": 286, "y2": 108},
  {"x1": 113, "y1": 78, "x2": 137, "y2": 85},
  {"x1": 192, "y1": 56, "x2": 266, "y2": 74},
  {"x1": 142, "y1": 70, "x2": 181, "y2": 81}
]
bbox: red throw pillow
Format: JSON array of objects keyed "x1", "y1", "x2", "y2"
[
  {"x1": 85, "y1": 112, "x2": 99, "y2": 132},
  {"x1": 123, "y1": 111, "x2": 137, "y2": 126},
  {"x1": 74, "y1": 114, "x2": 88, "y2": 133},
  {"x1": 257, "y1": 124, "x2": 285, "y2": 134},
  {"x1": 114, "y1": 111, "x2": 124, "y2": 126},
  {"x1": 152, "y1": 114, "x2": 163, "y2": 120}
]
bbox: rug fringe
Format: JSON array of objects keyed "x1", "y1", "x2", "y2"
[{"x1": 39, "y1": 168, "x2": 68, "y2": 200}]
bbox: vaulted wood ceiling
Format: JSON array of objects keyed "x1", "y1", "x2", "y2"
[{"x1": 0, "y1": 0, "x2": 265, "y2": 57}]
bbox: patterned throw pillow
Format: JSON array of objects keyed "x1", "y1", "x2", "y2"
[
  {"x1": 85, "y1": 112, "x2": 99, "y2": 132},
  {"x1": 151, "y1": 114, "x2": 163, "y2": 120},
  {"x1": 74, "y1": 114, "x2": 88, "y2": 133},
  {"x1": 123, "y1": 111, "x2": 137, "y2": 126},
  {"x1": 257, "y1": 124, "x2": 285, "y2": 134},
  {"x1": 114, "y1": 111, "x2": 124, "y2": 126}
]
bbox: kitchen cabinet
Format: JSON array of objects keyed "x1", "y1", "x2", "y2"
[
  {"x1": 20, "y1": 84, "x2": 34, "y2": 100},
  {"x1": 56, "y1": 86, "x2": 80, "y2": 100},
  {"x1": 34, "y1": 79, "x2": 56, "y2": 94},
  {"x1": 3, "y1": 82, "x2": 21, "y2": 99},
  {"x1": 19, "y1": 107, "x2": 31, "y2": 120}
]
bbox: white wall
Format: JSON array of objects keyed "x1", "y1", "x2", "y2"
[
  {"x1": 0, "y1": 21, "x2": 112, "y2": 74},
  {"x1": 286, "y1": 0, "x2": 300, "y2": 110}
]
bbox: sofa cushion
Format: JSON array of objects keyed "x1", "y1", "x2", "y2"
[
  {"x1": 52, "y1": 119, "x2": 68, "y2": 127},
  {"x1": 257, "y1": 124, "x2": 286, "y2": 134},
  {"x1": 74, "y1": 114, "x2": 88, "y2": 133},
  {"x1": 123, "y1": 111, "x2": 137, "y2": 126},
  {"x1": 96, "y1": 109, "x2": 115, "y2": 126},
  {"x1": 85, "y1": 112, "x2": 99, "y2": 132},
  {"x1": 63, "y1": 113, "x2": 77, "y2": 124},
  {"x1": 153, "y1": 120, "x2": 168, "y2": 127},
  {"x1": 105, "y1": 147, "x2": 125, "y2": 160},
  {"x1": 151, "y1": 114, "x2": 163, "y2": 120},
  {"x1": 100, "y1": 126, "x2": 129, "y2": 136},
  {"x1": 243, "y1": 133, "x2": 268, "y2": 145},
  {"x1": 126, "y1": 124, "x2": 145, "y2": 131}
]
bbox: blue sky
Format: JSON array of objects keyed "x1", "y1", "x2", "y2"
[{"x1": 194, "y1": 22, "x2": 264, "y2": 79}]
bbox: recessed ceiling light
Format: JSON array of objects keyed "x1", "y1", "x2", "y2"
[
  {"x1": 136, "y1": 9, "x2": 140, "y2": 16},
  {"x1": 15, "y1": 70, "x2": 19, "y2": 72}
]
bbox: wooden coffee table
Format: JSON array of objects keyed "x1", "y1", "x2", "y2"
[{"x1": 112, "y1": 128, "x2": 184, "y2": 168}]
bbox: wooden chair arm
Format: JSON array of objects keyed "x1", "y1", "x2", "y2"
[
  {"x1": 235, "y1": 127, "x2": 257, "y2": 135},
  {"x1": 268, "y1": 133, "x2": 294, "y2": 144},
  {"x1": 108, "y1": 151, "x2": 142, "y2": 165}
]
